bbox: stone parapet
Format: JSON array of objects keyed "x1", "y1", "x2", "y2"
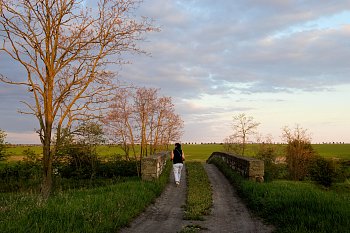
[
  {"x1": 141, "y1": 151, "x2": 169, "y2": 181},
  {"x1": 207, "y1": 152, "x2": 264, "y2": 182}
]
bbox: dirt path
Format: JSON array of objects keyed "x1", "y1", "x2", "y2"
[
  {"x1": 200, "y1": 164, "x2": 274, "y2": 233},
  {"x1": 119, "y1": 164, "x2": 275, "y2": 233},
  {"x1": 119, "y1": 166, "x2": 188, "y2": 233}
]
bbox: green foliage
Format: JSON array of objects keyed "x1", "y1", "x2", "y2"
[
  {"x1": 309, "y1": 156, "x2": 346, "y2": 187},
  {"x1": 0, "y1": 162, "x2": 172, "y2": 233},
  {"x1": 74, "y1": 122, "x2": 106, "y2": 146},
  {"x1": 57, "y1": 143, "x2": 100, "y2": 179},
  {"x1": 256, "y1": 143, "x2": 288, "y2": 181},
  {"x1": 210, "y1": 157, "x2": 350, "y2": 233},
  {"x1": 0, "y1": 162, "x2": 42, "y2": 192},
  {"x1": 55, "y1": 122, "x2": 107, "y2": 180},
  {"x1": 184, "y1": 162, "x2": 212, "y2": 220},
  {"x1": 22, "y1": 148, "x2": 40, "y2": 163}
]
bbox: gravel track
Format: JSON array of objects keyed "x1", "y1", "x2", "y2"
[{"x1": 119, "y1": 163, "x2": 275, "y2": 233}]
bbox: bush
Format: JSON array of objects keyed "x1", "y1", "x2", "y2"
[
  {"x1": 23, "y1": 148, "x2": 40, "y2": 163},
  {"x1": 95, "y1": 159, "x2": 138, "y2": 178},
  {"x1": 0, "y1": 162, "x2": 42, "y2": 192},
  {"x1": 256, "y1": 144, "x2": 288, "y2": 181},
  {"x1": 309, "y1": 156, "x2": 346, "y2": 187},
  {"x1": 56, "y1": 143, "x2": 100, "y2": 179},
  {"x1": 285, "y1": 139, "x2": 316, "y2": 180}
]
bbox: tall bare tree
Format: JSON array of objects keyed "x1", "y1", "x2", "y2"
[
  {"x1": 104, "y1": 87, "x2": 183, "y2": 159},
  {"x1": 224, "y1": 113, "x2": 260, "y2": 156},
  {"x1": 0, "y1": 0, "x2": 156, "y2": 198}
]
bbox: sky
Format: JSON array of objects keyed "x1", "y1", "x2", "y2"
[{"x1": 1, "y1": 0, "x2": 350, "y2": 144}]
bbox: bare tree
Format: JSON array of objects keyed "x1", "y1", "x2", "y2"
[
  {"x1": 103, "y1": 88, "x2": 136, "y2": 160},
  {"x1": 224, "y1": 113, "x2": 260, "y2": 156},
  {"x1": 104, "y1": 87, "x2": 183, "y2": 159},
  {"x1": 0, "y1": 0, "x2": 156, "y2": 198}
]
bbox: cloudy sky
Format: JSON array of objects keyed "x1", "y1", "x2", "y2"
[{"x1": 1, "y1": 0, "x2": 350, "y2": 144}]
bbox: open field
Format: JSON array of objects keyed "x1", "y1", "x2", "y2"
[{"x1": 4, "y1": 143, "x2": 350, "y2": 162}]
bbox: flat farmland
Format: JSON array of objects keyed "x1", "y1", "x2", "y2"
[{"x1": 4, "y1": 143, "x2": 350, "y2": 162}]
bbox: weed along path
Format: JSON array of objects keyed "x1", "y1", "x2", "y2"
[{"x1": 119, "y1": 164, "x2": 274, "y2": 233}]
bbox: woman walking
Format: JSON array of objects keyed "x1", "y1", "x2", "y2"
[{"x1": 171, "y1": 143, "x2": 185, "y2": 186}]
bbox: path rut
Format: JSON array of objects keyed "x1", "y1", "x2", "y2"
[{"x1": 119, "y1": 163, "x2": 274, "y2": 233}]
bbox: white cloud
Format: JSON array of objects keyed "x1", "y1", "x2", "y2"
[{"x1": 2, "y1": 0, "x2": 350, "y2": 143}]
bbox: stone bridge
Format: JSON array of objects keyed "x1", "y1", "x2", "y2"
[{"x1": 141, "y1": 151, "x2": 264, "y2": 182}]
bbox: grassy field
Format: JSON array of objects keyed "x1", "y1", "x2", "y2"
[
  {"x1": 182, "y1": 143, "x2": 350, "y2": 161},
  {"x1": 0, "y1": 160, "x2": 171, "y2": 233},
  {"x1": 4, "y1": 143, "x2": 350, "y2": 162}
]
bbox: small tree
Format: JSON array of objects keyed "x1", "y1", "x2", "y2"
[
  {"x1": 224, "y1": 113, "x2": 260, "y2": 156},
  {"x1": 0, "y1": 129, "x2": 7, "y2": 161},
  {"x1": 56, "y1": 121, "x2": 105, "y2": 179},
  {"x1": 282, "y1": 125, "x2": 316, "y2": 181},
  {"x1": 255, "y1": 134, "x2": 286, "y2": 181}
]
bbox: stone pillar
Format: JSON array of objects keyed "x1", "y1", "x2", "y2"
[{"x1": 141, "y1": 152, "x2": 169, "y2": 181}]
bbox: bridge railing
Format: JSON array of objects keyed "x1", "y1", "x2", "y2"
[
  {"x1": 207, "y1": 152, "x2": 264, "y2": 182},
  {"x1": 141, "y1": 151, "x2": 169, "y2": 181}
]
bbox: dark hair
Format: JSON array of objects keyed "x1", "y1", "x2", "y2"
[{"x1": 175, "y1": 143, "x2": 181, "y2": 150}]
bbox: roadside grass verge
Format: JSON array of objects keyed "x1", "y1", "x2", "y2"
[
  {"x1": 184, "y1": 162, "x2": 212, "y2": 220},
  {"x1": 0, "y1": 161, "x2": 171, "y2": 233},
  {"x1": 210, "y1": 157, "x2": 350, "y2": 233}
]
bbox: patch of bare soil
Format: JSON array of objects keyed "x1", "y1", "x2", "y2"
[{"x1": 119, "y1": 164, "x2": 275, "y2": 233}]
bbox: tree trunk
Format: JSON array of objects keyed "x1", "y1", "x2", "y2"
[{"x1": 41, "y1": 135, "x2": 53, "y2": 199}]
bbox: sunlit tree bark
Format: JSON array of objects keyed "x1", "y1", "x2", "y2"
[{"x1": 0, "y1": 0, "x2": 156, "y2": 198}]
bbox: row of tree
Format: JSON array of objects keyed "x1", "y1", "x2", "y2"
[{"x1": 103, "y1": 87, "x2": 183, "y2": 159}]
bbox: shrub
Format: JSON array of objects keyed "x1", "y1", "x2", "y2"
[
  {"x1": 0, "y1": 162, "x2": 42, "y2": 192},
  {"x1": 56, "y1": 143, "x2": 100, "y2": 179},
  {"x1": 23, "y1": 148, "x2": 40, "y2": 164},
  {"x1": 285, "y1": 139, "x2": 316, "y2": 180},
  {"x1": 309, "y1": 156, "x2": 346, "y2": 187}
]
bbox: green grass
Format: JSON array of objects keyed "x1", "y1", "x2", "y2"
[
  {"x1": 182, "y1": 144, "x2": 223, "y2": 161},
  {"x1": 0, "y1": 161, "x2": 171, "y2": 233},
  {"x1": 4, "y1": 143, "x2": 350, "y2": 162},
  {"x1": 184, "y1": 162, "x2": 212, "y2": 220},
  {"x1": 312, "y1": 144, "x2": 350, "y2": 159},
  {"x1": 210, "y1": 157, "x2": 350, "y2": 233}
]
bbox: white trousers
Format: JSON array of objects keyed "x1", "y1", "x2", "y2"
[{"x1": 173, "y1": 163, "x2": 183, "y2": 183}]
